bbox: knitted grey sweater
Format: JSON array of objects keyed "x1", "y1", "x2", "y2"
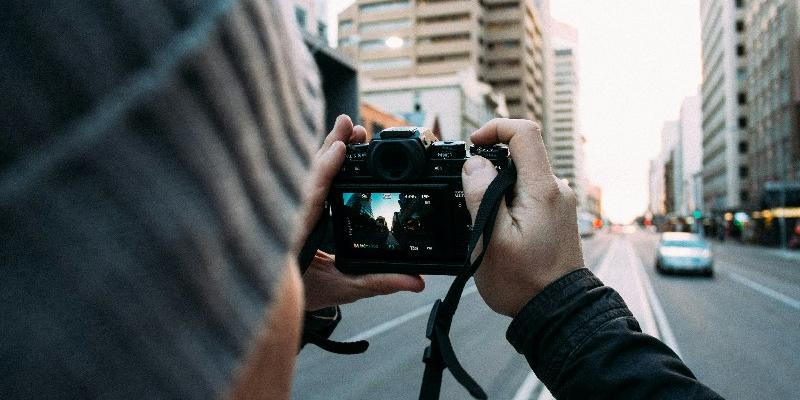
[{"x1": 1, "y1": 0, "x2": 322, "y2": 398}]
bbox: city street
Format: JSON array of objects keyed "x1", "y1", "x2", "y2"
[{"x1": 293, "y1": 229, "x2": 800, "y2": 400}]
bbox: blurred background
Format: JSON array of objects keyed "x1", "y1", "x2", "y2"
[{"x1": 290, "y1": 1, "x2": 800, "y2": 399}]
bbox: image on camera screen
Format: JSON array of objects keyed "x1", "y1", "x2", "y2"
[{"x1": 342, "y1": 192, "x2": 436, "y2": 254}]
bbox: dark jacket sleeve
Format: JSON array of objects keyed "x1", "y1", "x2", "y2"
[{"x1": 507, "y1": 268, "x2": 723, "y2": 399}]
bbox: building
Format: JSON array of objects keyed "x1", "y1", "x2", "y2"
[
  {"x1": 480, "y1": 0, "x2": 548, "y2": 123},
  {"x1": 699, "y1": 0, "x2": 748, "y2": 214},
  {"x1": 292, "y1": 0, "x2": 329, "y2": 41},
  {"x1": 649, "y1": 121, "x2": 680, "y2": 216},
  {"x1": 360, "y1": 102, "x2": 409, "y2": 140},
  {"x1": 293, "y1": 0, "x2": 359, "y2": 130},
  {"x1": 546, "y1": 21, "x2": 588, "y2": 209},
  {"x1": 742, "y1": 0, "x2": 800, "y2": 211},
  {"x1": 336, "y1": 0, "x2": 548, "y2": 127},
  {"x1": 586, "y1": 184, "x2": 603, "y2": 219},
  {"x1": 678, "y1": 94, "x2": 703, "y2": 216},
  {"x1": 360, "y1": 68, "x2": 507, "y2": 141}
]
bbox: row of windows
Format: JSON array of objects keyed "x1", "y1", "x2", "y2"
[
  {"x1": 359, "y1": 18, "x2": 412, "y2": 33},
  {"x1": 359, "y1": 0, "x2": 410, "y2": 14},
  {"x1": 417, "y1": 52, "x2": 471, "y2": 64}
]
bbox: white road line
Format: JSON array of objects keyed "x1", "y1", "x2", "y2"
[
  {"x1": 511, "y1": 372, "x2": 541, "y2": 400},
  {"x1": 513, "y1": 237, "x2": 620, "y2": 400},
  {"x1": 626, "y1": 239, "x2": 684, "y2": 359},
  {"x1": 729, "y1": 272, "x2": 800, "y2": 311},
  {"x1": 345, "y1": 285, "x2": 479, "y2": 342}
]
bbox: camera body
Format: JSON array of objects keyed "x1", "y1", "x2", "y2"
[{"x1": 328, "y1": 127, "x2": 509, "y2": 275}]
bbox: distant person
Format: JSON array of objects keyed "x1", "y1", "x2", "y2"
[{"x1": 1, "y1": 1, "x2": 722, "y2": 399}]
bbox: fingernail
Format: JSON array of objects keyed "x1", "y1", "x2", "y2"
[{"x1": 463, "y1": 156, "x2": 490, "y2": 176}]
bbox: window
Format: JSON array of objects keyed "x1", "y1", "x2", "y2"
[
  {"x1": 359, "y1": 18, "x2": 412, "y2": 33},
  {"x1": 736, "y1": 44, "x2": 746, "y2": 56},
  {"x1": 737, "y1": 92, "x2": 747, "y2": 105},
  {"x1": 359, "y1": 0, "x2": 410, "y2": 14},
  {"x1": 739, "y1": 166, "x2": 749, "y2": 178},
  {"x1": 740, "y1": 190, "x2": 749, "y2": 202},
  {"x1": 417, "y1": 33, "x2": 470, "y2": 45},
  {"x1": 418, "y1": 13, "x2": 470, "y2": 24},
  {"x1": 735, "y1": 20, "x2": 744, "y2": 33},
  {"x1": 735, "y1": 0, "x2": 744, "y2": 9},
  {"x1": 294, "y1": 6, "x2": 307, "y2": 31},
  {"x1": 417, "y1": 53, "x2": 471, "y2": 64},
  {"x1": 555, "y1": 49, "x2": 573, "y2": 56},
  {"x1": 361, "y1": 57, "x2": 413, "y2": 70},
  {"x1": 318, "y1": 21, "x2": 327, "y2": 39},
  {"x1": 738, "y1": 117, "x2": 748, "y2": 128},
  {"x1": 739, "y1": 140, "x2": 748, "y2": 154},
  {"x1": 339, "y1": 20, "x2": 353, "y2": 30},
  {"x1": 736, "y1": 67, "x2": 747, "y2": 81},
  {"x1": 360, "y1": 39, "x2": 407, "y2": 51}
]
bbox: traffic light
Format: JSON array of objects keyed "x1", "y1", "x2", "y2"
[{"x1": 693, "y1": 210, "x2": 702, "y2": 219}]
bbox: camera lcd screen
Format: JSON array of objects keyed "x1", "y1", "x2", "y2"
[{"x1": 341, "y1": 192, "x2": 437, "y2": 256}]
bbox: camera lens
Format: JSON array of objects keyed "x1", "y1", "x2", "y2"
[{"x1": 369, "y1": 141, "x2": 425, "y2": 181}]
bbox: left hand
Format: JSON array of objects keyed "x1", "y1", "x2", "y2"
[
  {"x1": 304, "y1": 250, "x2": 425, "y2": 311},
  {"x1": 296, "y1": 115, "x2": 425, "y2": 311}
]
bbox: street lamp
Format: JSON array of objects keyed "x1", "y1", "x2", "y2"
[{"x1": 385, "y1": 36, "x2": 404, "y2": 49}]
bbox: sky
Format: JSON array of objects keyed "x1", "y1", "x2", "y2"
[{"x1": 326, "y1": 1, "x2": 703, "y2": 223}]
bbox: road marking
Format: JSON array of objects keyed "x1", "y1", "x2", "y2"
[
  {"x1": 511, "y1": 372, "x2": 541, "y2": 400},
  {"x1": 512, "y1": 237, "x2": 620, "y2": 400},
  {"x1": 729, "y1": 272, "x2": 800, "y2": 311},
  {"x1": 346, "y1": 285, "x2": 479, "y2": 342},
  {"x1": 624, "y1": 239, "x2": 684, "y2": 359}
]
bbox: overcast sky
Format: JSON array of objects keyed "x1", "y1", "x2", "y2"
[{"x1": 326, "y1": 1, "x2": 703, "y2": 223}]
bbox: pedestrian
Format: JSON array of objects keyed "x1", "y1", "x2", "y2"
[{"x1": 1, "y1": 0, "x2": 722, "y2": 399}]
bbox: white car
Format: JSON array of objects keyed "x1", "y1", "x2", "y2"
[{"x1": 655, "y1": 232, "x2": 713, "y2": 276}]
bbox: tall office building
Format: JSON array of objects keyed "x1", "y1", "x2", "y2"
[
  {"x1": 337, "y1": 0, "x2": 548, "y2": 123},
  {"x1": 699, "y1": 0, "x2": 748, "y2": 214},
  {"x1": 546, "y1": 21, "x2": 587, "y2": 208},
  {"x1": 480, "y1": 0, "x2": 547, "y2": 122},
  {"x1": 742, "y1": 0, "x2": 800, "y2": 210}
]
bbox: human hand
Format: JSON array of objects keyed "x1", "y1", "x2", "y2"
[
  {"x1": 461, "y1": 119, "x2": 584, "y2": 317},
  {"x1": 294, "y1": 114, "x2": 366, "y2": 250},
  {"x1": 303, "y1": 250, "x2": 425, "y2": 311},
  {"x1": 295, "y1": 115, "x2": 425, "y2": 311}
]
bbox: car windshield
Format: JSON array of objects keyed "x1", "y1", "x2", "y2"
[{"x1": 662, "y1": 240, "x2": 706, "y2": 248}]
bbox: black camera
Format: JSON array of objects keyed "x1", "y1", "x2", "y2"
[{"x1": 328, "y1": 127, "x2": 510, "y2": 275}]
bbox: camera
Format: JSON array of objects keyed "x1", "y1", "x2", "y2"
[{"x1": 328, "y1": 127, "x2": 510, "y2": 275}]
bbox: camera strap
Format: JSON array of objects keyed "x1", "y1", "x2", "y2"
[
  {"x1": 419, "y1": 163, "x2": 517, "y2": 400},
  {"x1": 298, "y1": 209, "x2": 371, "y2": 355}
]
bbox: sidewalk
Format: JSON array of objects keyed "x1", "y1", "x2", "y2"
[{"x1": 709, "y1": 239, "x2": 800, "y2": 263}]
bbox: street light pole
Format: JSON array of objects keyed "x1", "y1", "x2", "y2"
[{"x1": 778, "y1": 135, "x2": 788, "y2": 250}]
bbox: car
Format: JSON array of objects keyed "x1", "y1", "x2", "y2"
[{"x1": 655, "y1": 232, "x2": 713, "y2": 276}]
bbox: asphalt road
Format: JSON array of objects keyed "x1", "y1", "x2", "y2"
[
  {"x1": 292, "y1": 230, "x2": 800, "y2": 399},
  {"x1": 629, "y1": 230, "x2": 800, "y2": 400}
]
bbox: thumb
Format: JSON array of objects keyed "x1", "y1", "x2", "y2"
[{"x1": 462, "y1": 156, "x2": 499, "y2": 221}]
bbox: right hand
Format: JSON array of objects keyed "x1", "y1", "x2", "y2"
[{"x1": 461, "y1": 119, "x2": 585, "y2": 317}]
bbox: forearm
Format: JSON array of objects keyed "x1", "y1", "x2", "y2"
[{"x1": 507, "y1": 269, "x2": 722, "y2": 399}]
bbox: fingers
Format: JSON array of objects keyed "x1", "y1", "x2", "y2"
[
  {"x1": 355, "y1": 273, "x2": 425, "y2": 296},
  {"x1": 318, "y1": 115, "x2": 364, "y2": 156},
  {"x1": 470, "y1": 119, "x2": 554, "y2": 187},
  {"x1": 351, "y1": 125, "x2": 367, "y2": 144},
  {"x1": 462, "y1": 156, "x2": 499, "y2": 221}
]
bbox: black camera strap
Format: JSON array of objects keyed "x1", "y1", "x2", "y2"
[
  {"x1": 419, "y1": 163, "x2": 517, "y2": 400},
  {"x1": 298, "y1": 210, "x2": 371, "y2": 355}
]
